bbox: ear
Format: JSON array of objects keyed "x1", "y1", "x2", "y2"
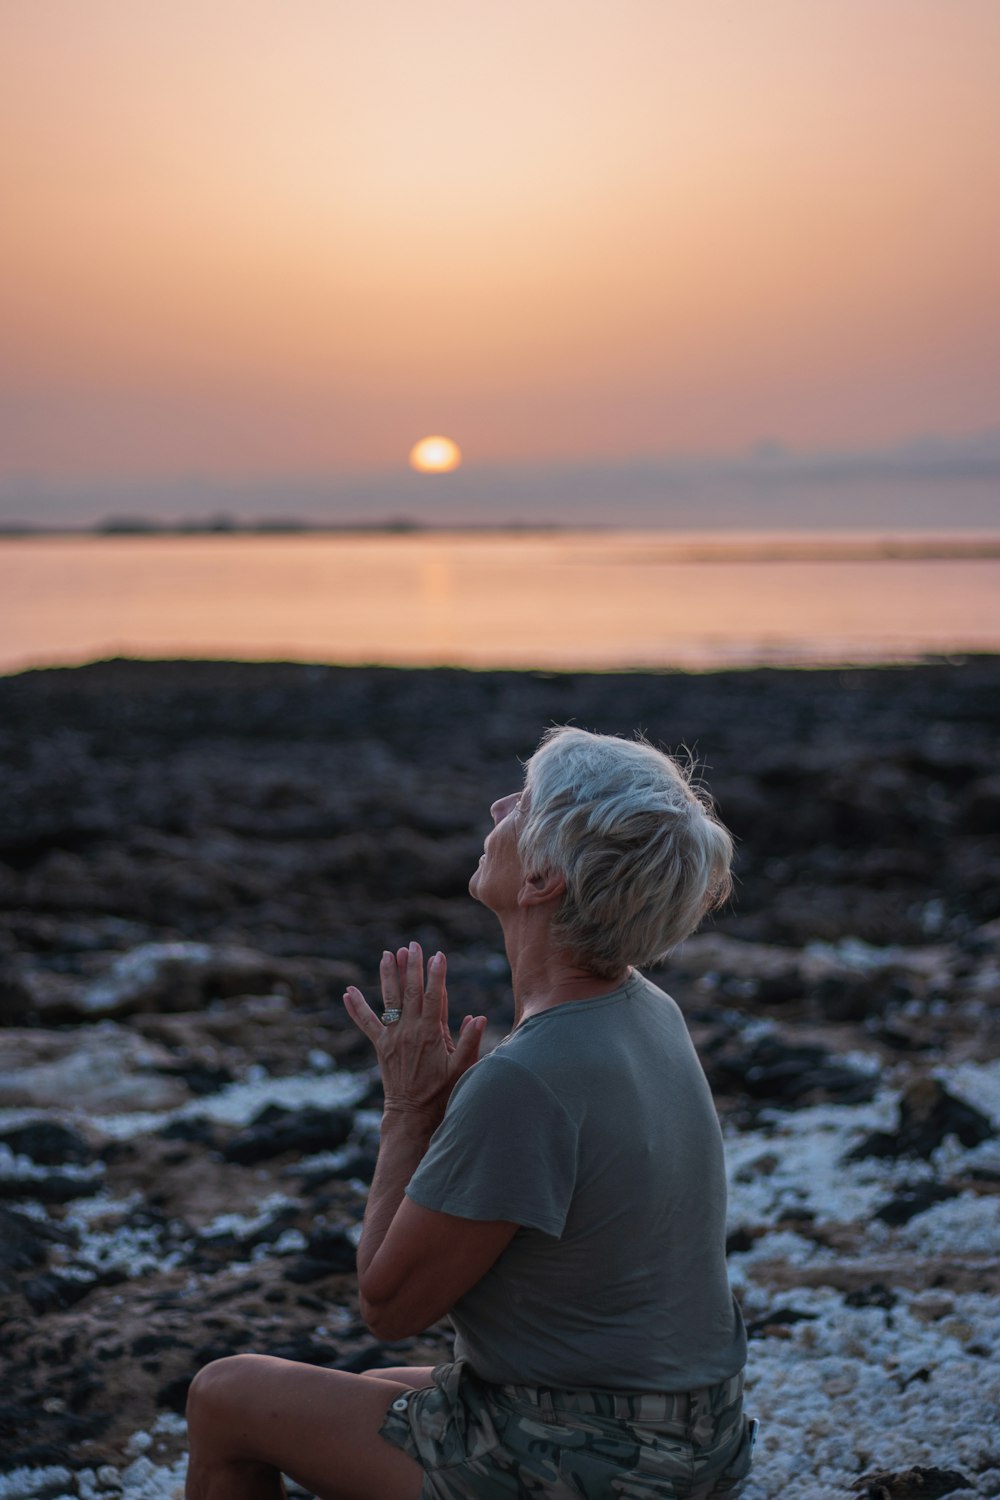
[{"x1": 518, "y1": 868, "x2": 566, "y2": 908}]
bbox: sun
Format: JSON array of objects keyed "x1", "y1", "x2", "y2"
[{"x1": 409, "y1": 435, "x2": 462, "y2": 474}]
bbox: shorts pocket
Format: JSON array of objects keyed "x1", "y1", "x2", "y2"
[
  {"x1": 379, "y1": 1363, "x2": 503, "y2": 1475},
  {"x1": 703, "y1": 1416, "x2": 757, "y2": 1497},
  {"x1": 559, "y1": 1432, "x2": 694, "y2": 1500}
]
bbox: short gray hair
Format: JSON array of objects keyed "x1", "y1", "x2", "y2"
[{"x1": 519, "y1": 727, "x2": 733, "y2": 978}]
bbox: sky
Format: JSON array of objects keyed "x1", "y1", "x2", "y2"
[{"x1": 2, "y1": 0, "x2": 1000, "y2": 526}]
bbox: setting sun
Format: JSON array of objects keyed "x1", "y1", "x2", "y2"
[{"x1": 409, "y1": 436, "x2": 462, "y2": 474}]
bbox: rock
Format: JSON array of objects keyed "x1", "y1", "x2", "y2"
[
  {"x1": 0, "y1": 1165, "x2": 104, "y2": 1205},
  {"x1": 847, "y1": 1078, "x2": 995, "y2": 1161},
  {"x1": 745, "y1": 1305, "x2": 818, "y2": 1339},
  {"x1": 874, "y1": 1181, "x2": 959, "y2": 1226},
  {"x1": 850, "y1": 1466, "x2": 972, "y2": 1497},
  {"x1": 0, "y1": 1204, "x2": 76, "y2": 1294},
  {"x1": 20, "y1": 1270, "x2": 96, "y2": 1314},
  {"x1": 0, "y1": 1027, "x2": 190, "y2": 1113},
  {"x1": 0, "y1": 1121, "x2": 93, "y2": 1164},
  {"x1": 284, "y1": 1226, "x2": 358, "y2": 1283},
  {"x1": 959, "y1": 774, "x2": 1000, "y2": 835},
  {"x1": 157, "y1": 1116, "x2": 223, "y2": 1149},
  {"x1": 75, "y1": 942, "x2": 321, "y2": 1019},
  {"x1": 843, "y1": 1283, "x2": 898, "y2": 1310},
  {"x1": 222, "y1": 1104, "x2": 354, "y2": 1165},
  {"x1": 704, "y1": 1030, "x2": 877, "y2": 1109}
]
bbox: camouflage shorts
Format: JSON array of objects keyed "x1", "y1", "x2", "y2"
[{"x1": 378, "y1": 1359, "x2": 755, "y2": 1499}]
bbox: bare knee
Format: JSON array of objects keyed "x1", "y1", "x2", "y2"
[{"x1": 187, "y1": 1353, "x2": 264, "y2": 1441}]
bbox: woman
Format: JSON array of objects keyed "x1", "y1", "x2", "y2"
[{"x1": 185, "y1": 728, "x2": 753, "y2": 1500}]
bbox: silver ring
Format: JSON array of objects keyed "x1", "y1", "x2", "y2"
[{"x1": 382, "y1": 1008, "x2": 402, "y2": 1025}]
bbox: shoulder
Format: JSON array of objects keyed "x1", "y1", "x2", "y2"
[{"x1": 449, "y1": 1047, "x2": 572, "y2": 1121}]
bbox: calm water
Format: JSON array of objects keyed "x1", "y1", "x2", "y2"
[{"x1": 2, "y1": 531, "x2": 1000, "y2": 674}]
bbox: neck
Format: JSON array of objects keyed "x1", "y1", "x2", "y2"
[{"x1": 502, "y1": 920, "x2": 631, "y2": 1025}]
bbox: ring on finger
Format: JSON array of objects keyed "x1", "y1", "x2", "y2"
[{"x1": 382, "y1": 1008, "x2": 402, "y2": 1025}]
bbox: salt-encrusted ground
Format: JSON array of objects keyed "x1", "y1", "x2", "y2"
[
  {"x1": 3, "y1": 1052, "x2": 998, "y2": 1499},
  {"x1": 730, "y1": 1060, "x2": 1000, "y2": 1499}
]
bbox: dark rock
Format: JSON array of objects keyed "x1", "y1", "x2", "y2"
[
  {"x1": 844, "y1": 1283, "x2": 898, "y2": 1310},
  {"x1": 850, "y1": 1465, "x2": 972, "y2": 1497},
  {"x1": 0, "y1": 1204, "x2": 76, "y2": 1293},
  {"x1": 131, "y1": 1331, "x2": 182, "y2": 1357},
  {"x1": 810, "y1": 972, "x2": 892, "y2": 1023},
  {"x1": 745, "y1": 1306, "x2": 818, "y2": 1338},
  {"x1": 223, "y1": 1104, "x2": 354, "y2": 1165},
  {"x1": 22, "y1": 1270, "x2": 97, "y2": 1314},
  {"x1": 156, "y1": 1061, "x2": 236, "y2": 1095},
  {"x1": 0, "y1": 959, "x2": 37, "y2": 1025},
  {"x1": 847, "y1": 1078, "x2": 994, "y2": 1161},
  {"x1": 158, "y1": 1374, "x2": 194, "y2": 1414},
  {"x1": 305, "y1": 1226, "x2": 358, "y2": 1267},
  {"x1": 0, "y1": 1170, "x2": 103, "y2": 1204},
  {"x1": 725, "y1": 1227, "x2": 757, "y2": 1255},
  {"x1": 959, "y1": 774, "x2": 1000, "y2": 835},
  {"x1": 875, "y1": 1181, "x2": 959, "y2": 1226},
  {"x1": 269, "y1": 1333, "x2": 341, "y2": 1366},
  {"x1": 158, "y1": 1115, "x2": 222, "y2": 1148},
  {"x1": 0, "y1": 1120, "x2": 93, "y2": 1164},
  {"x1": 242, "y1": 1204, "x2": 301, "y2": 1250},
  {"x1": 285, "y1": 1226, "x2": 358, "y2": 1283},
  {"x1": 298, "y1": 1144, "x2": 378, "y2": 1189},
  {"x1": 706, "y1": 1032, "x2": 877, "y2": 1109}
]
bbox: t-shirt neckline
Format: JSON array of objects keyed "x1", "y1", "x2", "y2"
[{"x1": 513, "y1": 968, "x2": 644, "y2": 1033}]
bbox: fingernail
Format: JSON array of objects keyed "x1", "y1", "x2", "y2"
[
  {"x1": 409, "y1": 941, "x2": 418, "y2": 953},
  {"x1": 430, "y1": 951, "x2": 443, "y2": 969}
]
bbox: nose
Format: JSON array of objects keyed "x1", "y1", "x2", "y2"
[{"x1": 490, "y1": 792, "x2": 519, "y2": 824}]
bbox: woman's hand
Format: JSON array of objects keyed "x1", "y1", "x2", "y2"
[{"x1": 343, "y1": 942, "x2": 486, "y2": 1127}]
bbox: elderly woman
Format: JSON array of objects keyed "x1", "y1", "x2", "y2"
[{"x1": 185, "y1": 728, "x2": 753, "y2": 1500}]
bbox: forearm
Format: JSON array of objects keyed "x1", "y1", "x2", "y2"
[{"x1": 356, "y1": 1104, "x2": 438, "y2": 1280}]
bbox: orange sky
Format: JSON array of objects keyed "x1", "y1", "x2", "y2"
[{"x1": 2, "y1": 0, "x2": 999, "y2": 505}]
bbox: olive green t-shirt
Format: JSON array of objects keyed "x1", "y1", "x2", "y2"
[{"x1": 406, "y1": 970, "x2": 747, "y2": 1391}]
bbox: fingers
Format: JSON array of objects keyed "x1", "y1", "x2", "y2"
[
  {"x1": 360, "y1": 943, "x2": 449, "y2": 1034},
  {"x1": 399, "y1": 941, "x2": 447, "y2": 1024},
  {"x1": 426, "y1": 949, "x2": 447, "y2": 1029},
  {"x1": 403, "y1": 941, "x2": 425, "y2": 1014},
  {"x1": 342, "y1": 986, "x2": 384, "y2": 1047},
  {"x1": 452, "y1": 1013, "x2": 486, "y2": 1074},
  {"x1": 381, "y1": 950, "x2": 403, "y2": 1010}
]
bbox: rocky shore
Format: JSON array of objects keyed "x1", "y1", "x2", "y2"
[{"x1": 2, "y1": 657, "x2": 999, "y2": 1499}]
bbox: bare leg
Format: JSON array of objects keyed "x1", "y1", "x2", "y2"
[
  {"x1": 185, "y1": 1353, "x2": 427, "y2": 1500},
  {"x1": 358, "y1": 1366, "x2": 435, "y2": 1387}
]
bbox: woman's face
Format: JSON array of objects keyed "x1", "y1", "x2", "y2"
[{"x1": 468, "y1": 789, "x2": 526, "y2": 913}]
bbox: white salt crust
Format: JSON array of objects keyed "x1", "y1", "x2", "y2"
[{"x1": 3, "y1": 1058, "x2": 999, "y2": 1497}]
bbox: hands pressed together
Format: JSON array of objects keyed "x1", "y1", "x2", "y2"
[{"x1": 343, "y1": 942, "x2": 487, "y2": 1128}]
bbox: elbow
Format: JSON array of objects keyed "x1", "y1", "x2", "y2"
[{"x1": 360, "y1": 1293, "x2": 423, "y2": 1343}]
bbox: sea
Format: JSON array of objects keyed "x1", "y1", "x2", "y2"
[{"x1": 2, "y1": 529, "x2": 1000, "y2": 675}]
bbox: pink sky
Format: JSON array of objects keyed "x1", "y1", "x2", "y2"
[{"x1": 2, "y1": 0, "x2": 999, "y2": 515}]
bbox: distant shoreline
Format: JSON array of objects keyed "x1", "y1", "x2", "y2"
[
  {"x1": 3, "y1": 521, "x2": 1000, "y2": 563},
  {"x1": 0, "y1": 517, "x2": 565, "y2": 538}
]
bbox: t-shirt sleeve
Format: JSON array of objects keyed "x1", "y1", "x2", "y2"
[{"x1": 405, "y1": 1053, "x2": 578, "y2": 1237}]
